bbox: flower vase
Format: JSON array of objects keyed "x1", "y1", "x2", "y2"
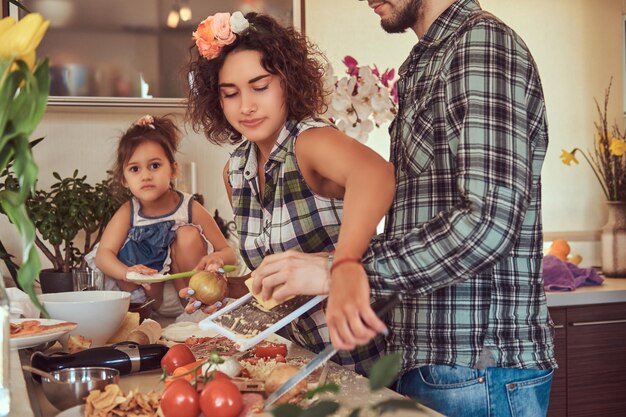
[{"x1": 601, "y1": 201, "x2": 626, "y2": 277}]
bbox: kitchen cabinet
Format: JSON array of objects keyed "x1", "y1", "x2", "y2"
[{"x1": 547, "y1": 302, "x2": 626, "y2": 417}]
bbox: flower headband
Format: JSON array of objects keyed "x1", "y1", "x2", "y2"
[
  {"x1": 134, "y1": 114, "x2": 155, "y2": 129},
  {"x1": 193, "y1": 11, "x2": 250, "y2": 60}
]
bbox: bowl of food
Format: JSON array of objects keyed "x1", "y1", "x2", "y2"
[
  {"x1": 39, "y1": 291, "x2": 130, "y2": 347},
  {"x1": 40, "y1": 366, "x2": 119, "y2": 410}
]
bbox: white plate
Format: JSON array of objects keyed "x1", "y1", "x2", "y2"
[
  {"x1": 10, "y1": 318, "x2": 77, "y2": 350},
  {"x1": 56, "y1": 404, "x2": 84, "y2": 417}
]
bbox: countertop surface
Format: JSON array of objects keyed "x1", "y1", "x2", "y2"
[
  {"x1": 546, "y1": 277, "x2": 626, "y2": 307},
  {"x1": 10, "y1": 332, "x2": 443, "y2": 417}
]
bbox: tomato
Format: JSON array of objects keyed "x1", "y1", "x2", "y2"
[
  {"x1": 254, "y1": 341, "x2": 288, "y2": 359},
  {"x1": 161, "y1": 344, "x2": 197, "y2": 374},
  {"x1": 160, "y1": 379, "x2": 200, "y2": 417},
  {"x1": 199, "y1": 379, "x2": 243, "y2": 417}
]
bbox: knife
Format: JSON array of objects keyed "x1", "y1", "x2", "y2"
[{"x1": 263, "y1": 293, "x2": 403, "y2": 410}]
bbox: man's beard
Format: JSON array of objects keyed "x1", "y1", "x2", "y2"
[{"x1": 380, "y1": 0, "x2": 422, "y2": 33}]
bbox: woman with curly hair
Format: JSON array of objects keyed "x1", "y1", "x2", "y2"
[{"x1": 183, "y1": 11, "x2": 393, "y2": 375}]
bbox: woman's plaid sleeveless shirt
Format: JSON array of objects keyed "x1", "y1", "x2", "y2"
[{"x1": 228, "y1": 118, "x2": 383, "y2": 375}]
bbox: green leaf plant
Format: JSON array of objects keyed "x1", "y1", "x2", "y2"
[
  {"x1": 270, "y1": 353, "x2": 421, "y2": 417},
  {"x1": 2, "y1": 169, "x2": 128, "y2": 273}
]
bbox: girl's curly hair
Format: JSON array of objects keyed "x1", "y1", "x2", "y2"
[{"x1": 185, "y1": 13, "x2": 329, "y2": 145}]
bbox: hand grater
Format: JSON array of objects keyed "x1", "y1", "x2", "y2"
[{"x1": 198, "y1": 292, "x2": 327, "y2": 351}]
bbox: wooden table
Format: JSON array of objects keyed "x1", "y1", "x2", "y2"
[{"x1": 10, "y1": 341, "x2": 444, "y2": 417}]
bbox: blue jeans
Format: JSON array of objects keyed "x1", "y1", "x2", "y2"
[{"x1": 397, "y1": 365, "x2": 554, "y2": 417}]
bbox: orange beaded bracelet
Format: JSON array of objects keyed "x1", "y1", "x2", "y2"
[{"x1": 329, "y1": 257, "x2": 362, "y2": 274}]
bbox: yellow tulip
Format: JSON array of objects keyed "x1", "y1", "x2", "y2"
[
  {"x1": 560, "y1": 149, "x2": 579, "y2": 166},
  {"x1": 0, "y1": 16, "x2": 16, "y2": 37},
  {"x1": 0, "y1": 13, "x2": 49, "y2": 60}
]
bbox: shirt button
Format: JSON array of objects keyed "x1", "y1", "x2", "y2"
[{"x1": 245, "y1": 171, "x2": 250, "y2": 175}]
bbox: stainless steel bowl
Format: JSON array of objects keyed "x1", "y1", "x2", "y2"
[{"x1": 40, "y1": 367, "x2": 120, "y2": 410}]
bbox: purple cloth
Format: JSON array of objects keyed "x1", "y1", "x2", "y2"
[{"x1": 543, "y1": 254, "x2": 604, "y2": 291}]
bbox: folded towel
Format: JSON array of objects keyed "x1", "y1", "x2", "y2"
[{"x1": 543, "y1": 254, "x2": 604, "y2": 291}]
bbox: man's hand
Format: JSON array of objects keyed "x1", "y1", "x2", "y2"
[
  {"x1": 326, "y1": 262, "x2": 387, "y2": 350},
  {"x1": 250, "y1": 251, "x2": 330, "y2": 302}
]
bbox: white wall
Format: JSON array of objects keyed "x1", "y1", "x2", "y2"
[{"x1": 1, "y1": 0, "x2": 623, "y2": 278}]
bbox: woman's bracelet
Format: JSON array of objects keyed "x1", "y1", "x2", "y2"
[{"x1": 329, "y1": 257, "x2": 362, "y2": 274}]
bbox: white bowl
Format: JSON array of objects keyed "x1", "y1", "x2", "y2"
[{"x1": 39, "y1": 291, "x2": 131, "y2": 347}]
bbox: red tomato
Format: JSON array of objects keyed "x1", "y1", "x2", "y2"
[
  {"x1": 160, "y1": 379, "x2": 200, "y2": 417},
  {"x1": 161, "y1": 344, "x2": 197, "y2": 374},
  {"x1": 254, "y1": 342, "x2": 288, "y2": 359},
  {"x1": 199, "y1": 379, "x2": 243, "y2": 417}
]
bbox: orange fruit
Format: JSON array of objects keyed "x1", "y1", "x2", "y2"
[{"x1": 548, "y1": 240, "x2": 570, "y2": 261}]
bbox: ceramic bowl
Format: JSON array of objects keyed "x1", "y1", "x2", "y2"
[
  {"x1": 40, "y1": 366, "x2": 119, "y2": 410},
  {"x1": 39, "y1": 291, "x2": 130, "y2": 347}
]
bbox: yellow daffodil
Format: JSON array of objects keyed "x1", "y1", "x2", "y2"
[
  {"x1": 610, "y1": 137, "x2": 626, "y2": 156},
  {"x1": 560, "y1": 149, "x2": 579, "y2": 166},
  {"x1": 0, "y1": 13, "x2": 49, "y2": 61}
]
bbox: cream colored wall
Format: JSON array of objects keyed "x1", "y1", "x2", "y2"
[
  {"x1": 306, "y1": 0, "x2": 624, "y2": 265},
  {"x1": 1, "y1": 0, "x2": 623, "y2": 278}
]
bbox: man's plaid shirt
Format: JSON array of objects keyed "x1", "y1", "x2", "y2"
[{"x1": 362, "y1": 0, "x2": 557, "y2": 374}]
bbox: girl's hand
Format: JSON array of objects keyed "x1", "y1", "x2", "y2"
[
  {"x1": 326, "y1": 262, "x2": 387, "y2": 350},
  {"x1": 125, "y1": 264, "x2": 158, "y2": 290},
  {"x1": 194, "y1": 254, "x2": 226, "y2": 272}
]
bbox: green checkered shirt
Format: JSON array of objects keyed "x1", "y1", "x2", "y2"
[{"x1": 362, "y1": 0, "x2": 557, "y2": 374}]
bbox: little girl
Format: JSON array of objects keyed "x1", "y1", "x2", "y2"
[
  {"x1": 184, "y1": 12, "x2": 395, "y2": 375},
  {"x1": 94, "y1": 115, "x2": 237, "y2": 315}
]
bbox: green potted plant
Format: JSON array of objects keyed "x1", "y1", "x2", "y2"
[{"x1": 2, "y1": 170, "x2": 127, "y2": 292}]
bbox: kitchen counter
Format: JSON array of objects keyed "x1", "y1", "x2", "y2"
[
  {"x1": 10, "y1": 340, "x2": 443, "y2": 417},
  {"x1": 546, "y1": 277, "x2": 626, "y2": 307}
]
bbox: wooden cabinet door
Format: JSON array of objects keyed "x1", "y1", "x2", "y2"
[
  {"x1": 567, "y1": 303, "x2": 626, "y2": 417},
  {"x1": 548, "y1": 307, "x2": 567, "y2": 417}
]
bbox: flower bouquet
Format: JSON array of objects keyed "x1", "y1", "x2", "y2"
[
  {"x1": 323, "y1": 56, "x2": 397, "y2": 142},
  {"x1": 560, "y1": 79, "x2": 626, "y2": 202}
]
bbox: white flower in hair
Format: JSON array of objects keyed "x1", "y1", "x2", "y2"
[{"x1": 230, "y1": 11, "x2": 250, "y2": 34}]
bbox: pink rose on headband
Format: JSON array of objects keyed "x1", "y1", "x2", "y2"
[
  {"x1": 211, "y1": 13, "x2": 236, "y2": 45},
  {"x1": 196, "y1": 38, "x2": 222, "y2": 60}
]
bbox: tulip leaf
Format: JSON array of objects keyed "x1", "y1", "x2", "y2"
[
  {"x1": 0, "y1": 65, "x2": 21, "y2": 137},
  {"x1": 370, "y1": 398, "x2": 422, "y2": 415},
  {"x1": 271, "y1": 404, "x2": 303, "y2": 417},
  {"x1": 367, "y1": 352, "x2": 402, "y2": 391}
]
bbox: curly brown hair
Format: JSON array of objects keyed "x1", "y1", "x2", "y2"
[
  {"x1": 111, "y1": 115, "x2": 181, "y2": 186},
  {"x1": 185, "y1": 13, "x2": 328, "y2": 145}
]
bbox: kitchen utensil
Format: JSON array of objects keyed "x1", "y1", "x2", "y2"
[
  {"x1": 30, "y1": 342, "x2": 168, "y2": 381},
  {"x1": 126, "y1": 265, "x2": 237, "y2": 283},
  {"x1": 26, "y1": 365, "x2": 119, "y2": 410},
  {"x1": 264, "y1": 293, "x2": 403, "y2": 410},
  {"x1": 199, "y1": 292, "x2": 327, "y2": 351},
  {"x1": 22, "y1": 365, "x2": 65, "y2": 382}
]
